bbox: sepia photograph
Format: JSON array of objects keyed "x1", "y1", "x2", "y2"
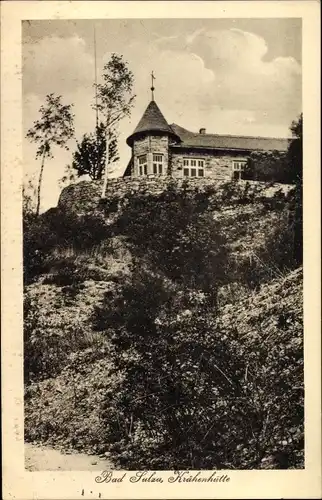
[
  {"x1": 1, "y1": 1, "x2": 321, "y2": 498},
  {"x1": 21, "y1": 16, "x2": 306, "y2": 473}
]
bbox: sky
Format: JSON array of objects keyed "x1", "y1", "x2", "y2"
[{"x1": 23, "y1": 18, "x2": 302, "y2": 212}]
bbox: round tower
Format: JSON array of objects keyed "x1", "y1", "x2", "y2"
[{"x1": 126, "y1": 100, "x2": 180, "y2": 177}]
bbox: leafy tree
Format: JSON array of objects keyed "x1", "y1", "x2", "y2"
[
  {"x1": 26, "y1": 94, "x2": 74, "y2": 215},
  {"x1": 70, "y1": 122, "x2": 119, "y2": 180},
  {"x1": 95, "y1": 54, "x2": 135, "y2": 198},
  {"x1": 244, "y1": 150, "x2": 290, "y2": 183},
  {"x1": 287, "y1": 113, "x2": 303, "y2": 185},
  {"x1": 287, "y1": 113, "x2": 303, "y2": 264}
]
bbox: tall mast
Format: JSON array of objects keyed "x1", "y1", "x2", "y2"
[{"x1": 94, "y1": 24, "x2": 99, "y2": 130}]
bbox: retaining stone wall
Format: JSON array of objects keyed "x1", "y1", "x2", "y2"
[{"x1": 58, "y1": 176, "x2": 294, "y2": 217}]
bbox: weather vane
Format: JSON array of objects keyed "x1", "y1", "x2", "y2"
[{"x1": 151, "y1": 71, "x2": 156, "y2": 101}]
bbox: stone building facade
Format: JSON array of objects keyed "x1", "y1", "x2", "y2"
[{"x1": 124, "y1": 100, "x2": 289, "y2": 181}]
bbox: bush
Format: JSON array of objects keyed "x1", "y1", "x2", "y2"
[
  {"x1": 24, "y1": 353, "x2": 115, "y2": 453},
  {"x1": 244, "y1": 151, "x2": 291, "y2": 184},
  {"x1": 231, "y1": 206, "x2": 299, "y2": 289},
  {"x1": 93, "y1": 265, "x2": 303, "y2": 469},
  {"x1": 24, "y1": 293, "x2": 73, "y2": 382},
  {"x1": 23, "y1": 209, "x2": 112, "y2": 284},
  {"x1": 42, "y1": 259, "x2": 110, "y2": 287},
  {"x1": 24, "y1": 283, "x2": 109, "y2": 383},
  {"x1": 113, "y1": 184, "x2": 229, "y2": 301}
]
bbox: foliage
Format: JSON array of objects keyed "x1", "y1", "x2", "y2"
[
  {"x1": 23, "y1": 178, "x2": 37, "y2": 223},
  {"x1": 24, "y1": 277, "x2": 116, "y2": 384},
  {"x1": 220, "y1": 180, "x2": 264, "y2": 205},
  {"x1": 67, "y1": 122, "x2": 119, "y2": 182},
  {"x1": 24, "y1": 292, "x2": 73, "y2": 382},
  {"x1": 287, "y1": 114, "x2": 303, "y2": 265},
  {"x1": 24, "y1": 355, "x2": 115, "y2": 453},
  {"x1": 26, "y1": 94, "x2": 74, "y2": 215},
  {"x1": 244, "y1": 150, "x2": 290, "y2": 183},
  {"x1": 96, "y1": 54, "x2": 135, "y2": 121},
  {"x1": 232, "y1": 203, "x2": 299, "y2": 289},
  {"x1": 26, "y1": 94, "x2": 75, "y2": 158},
  {"x1": 243, "y1": 113, "x2": 302, "y2": 186},
  {"x1": 23, "y1": 179, "x2": 303, "y2": 469},
  {"x1": 287, "y1": 113, "x2": 303, "y2": 186},
  {"x1": 95, "y1": 53, "x2": 135, "y2": 197},
  {"x1": 113, "y1": 183, "x2": 229, "y2": 302},
  {"x1": 23, "y1": 209, "x2": 112, "y2": 284},
  {"x1": 92, "y1": 265, "x2": 303, "y2": 469}
]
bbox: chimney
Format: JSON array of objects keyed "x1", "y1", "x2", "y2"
[{"x1": 199, "y1": 128, "x2": 206, "y2": 134}]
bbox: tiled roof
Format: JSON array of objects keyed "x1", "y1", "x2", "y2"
[
  {"x1": 170, "y1": 124, "x2": 290, "y2": 152},
  {"x1": 127, "y1": 101, "x2": 179, "y2": 146}
]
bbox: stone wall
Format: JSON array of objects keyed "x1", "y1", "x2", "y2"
[
  {"x1": 171, "y1": 151, "x2": 248, "y2": 180},
  {"x1": 58, "y1": 176, "x2": 294, "y2": 217}
]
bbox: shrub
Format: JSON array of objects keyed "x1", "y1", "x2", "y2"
[
  {"x1": 24, "y1": 293, "x2": 72, "y2": 382},
  {"x1": 94, "y1": 265, "x2": 303, "y2": 469},
  {"x1": 113, "y1": 184, "x2": 229, "y2": 301},
  {"x1": 244, "y1": 151, "x2": 291, "y2": 184},
  {"x1": 24, "y1": 285, "x2": 108, "y2": 383},
  {"x1": 42, "y1": 259, "x2": 110, "y2": 287},
  {"x1": 231, "y1": 206, "x2": 298, "y2": 289},
  {"x1": 23, "y1": 209, "x2": 112, "y2": 284}
]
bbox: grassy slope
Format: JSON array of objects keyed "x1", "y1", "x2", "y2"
[
  {"x1": 25, "y1": 266, "x2": 302, "y2": 459},
  {"x1": 24, "y1": 182, "x2": 302, "y2": 464}
]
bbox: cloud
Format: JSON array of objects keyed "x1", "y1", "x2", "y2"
[{"x1": 155, "y1": 28, "x2": 301, "y2": 129}]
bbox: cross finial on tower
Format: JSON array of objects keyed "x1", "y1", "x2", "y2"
[{"x1": 151, "y1": 71, "x2": 155, "y2": 101}]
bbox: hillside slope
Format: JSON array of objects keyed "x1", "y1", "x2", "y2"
[
  {"x1": 24, "y1": 179, "x2": 302, "y2": 469},
  {"x1": 25, "y1": 266, "x2": 303, "y2": 466}
]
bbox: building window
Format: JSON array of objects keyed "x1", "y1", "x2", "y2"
[
  {"x1": 183, "y1": 158, "x2": 205, "y2": 177},
  {"x1": 138, "y1": 154, "x2": 147, "y2": 176},
  {"x1": 153, "y1": 153, "x2": 164, "y2": 175},
  {"x1": 232, "y1": 160, "x2": 247, "y2": 180}
]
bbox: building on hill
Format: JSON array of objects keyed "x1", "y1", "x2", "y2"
[{"x1": 123, "y1": 94, "x2": 290, "y2": 181}]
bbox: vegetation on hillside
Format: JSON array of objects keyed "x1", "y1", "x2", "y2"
[{"x1": 24, "y1": 180, "x2": 303, "y2": 469}]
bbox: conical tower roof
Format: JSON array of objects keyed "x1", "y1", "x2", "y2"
[{"x1": 126, "y1": 100, "x2": 180, "y2": 146}]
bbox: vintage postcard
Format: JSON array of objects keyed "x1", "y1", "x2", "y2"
[{"x1": 1, "y1": 1, "x2": 321, "y2": 499}]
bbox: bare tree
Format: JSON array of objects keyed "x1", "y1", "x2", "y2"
[
  {"x1": 26, "y1": 94, "x2": 74, "y2": 215},
  {"x1": 95, "y1": 53, "x2": 135, "y2": 198}
]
